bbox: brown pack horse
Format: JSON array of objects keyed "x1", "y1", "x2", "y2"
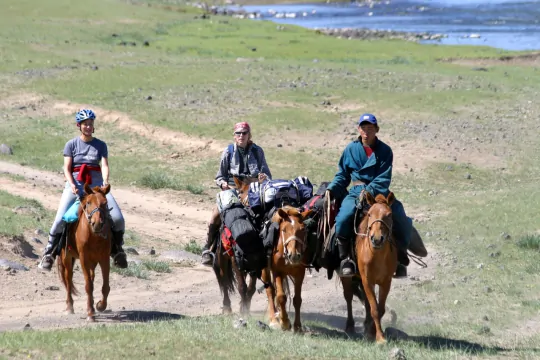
[
  {"x1": 57, "y1": 183, "x2": 112, "y2": 322},
  {"x1": 350, "y1": 191, "x2": 397, "y2": 344},
  {"x1": 262, "y1": 206, "x2": 312, "y2": 332},
  {"x1": 212, "y1": 176, "x2": 260, "y2": 315}
]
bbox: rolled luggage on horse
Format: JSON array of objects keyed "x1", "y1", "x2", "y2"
[{"x1": 217, "y1": 189, "x2": 265, "y2": 273}]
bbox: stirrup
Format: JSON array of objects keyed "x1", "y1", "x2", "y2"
[
  {"x1": 339, "y1": 258, "x2": 356, "y2": 278},
  {"x1": 38, "y1": 255, "x2": 54, "y2": 271},
  {"x1": 201, "y1": 250, "x2": 215, "y2": 266}
]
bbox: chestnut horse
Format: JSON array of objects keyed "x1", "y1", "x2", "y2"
[
  {"x1": 352, "y1": 191, "x2": 397, "y2": 343},
  {"x1": 57, "y1": 183, "x2": 112, "y2": 322},
  {"x1": 262, "y1": 206, "x2": 312, "y2": 332},
  {"x1": 212, "y1": 176, "x2": 261, "y2": 315}
]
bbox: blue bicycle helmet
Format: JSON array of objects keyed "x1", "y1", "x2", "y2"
[{"x1": 75, "y1": 109, "x2": 96, "y2": 124}]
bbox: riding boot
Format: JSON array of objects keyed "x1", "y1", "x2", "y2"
[
  {"x1": 201, "y1": 223, "x2": 220, "y2": 267},
  {"x1": 337, "y1": 236, "x2": 356, "y2": 277},
  {"x1": 394, "y1": 247, "x2": 409, "y2": 279},
  {"x1": 38, "y1": 233, "x2": 61, "y2": 271},
  {"x1": 111, "y1": 231, "x2": 128, "y2": 269}
]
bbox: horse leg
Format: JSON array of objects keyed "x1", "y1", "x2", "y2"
[
  {"x1": 361, "y1": 274, "x2": 385, "y2": 344},
  {"x1": 245, "y1": 273, "x2": 257, "y2": 315},
  {"x1": 79, "y1": 256, "x2": 96, "y2": 322},
  {"x1": 275, "y1": 274, "x2": 291, "y2": 331},
  {"x1": 376, "y1": 278, "x2": 392, "y2": 341},
  {"x1": 96, "y1": 257, "x2": 110, "y2": 313},
  {"x1": 292, "y1": 270, "x2": 305, "y2": 333},
  {"x1": 216, "y1": 252, "x2": 232, "y2": 315},
  {"x1": 59, "y1": 251, "x2": 75, "y2": 314},
  {"x1": 262, "y1": 267, "x2": 279, "y2": 329},
  {"x1": 232, "y1": 260, "x2": 248, "y2": 316},
  {"x1": 340, "y1": 276, "x2": 355, "y2": 333}
]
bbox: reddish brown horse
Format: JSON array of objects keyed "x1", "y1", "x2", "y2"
[
  {"x1": 212, "y1": 176, "x2": 260, "y2": 315},
  {"x1": 262, "y1": 206, "x2": 312, "y2": 332},
  {"x1": 353, "y1": 191, "x2": 397, "y2": 343},
  {"x1": 57, "y1": 183, "x2": 112, "y2": 322}
]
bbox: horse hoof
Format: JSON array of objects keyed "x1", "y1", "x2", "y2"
[
  {"x1": 281, "y1": 321, "x2": 292, "y2": 331},
  {"x1": 222, "y1": 307, "x2": 233, "y2": 315},
  {"x1": 345, "y1": 326, "x2": 355, "y2": 334},
  {"x1": 66, "y1": 309, "x2": 75, "y2": 315},
  {"x1": 96, "y1": 301, "x2": 107, "y2": 312},
  {"x1": 293, "y1": 326, "x2": 303, "y2": 334},
  {"x1": 269, "y1": 322, "x2": 280, "y2": 330},
  {"x1": 376, "y1": 337, "x2": 387, "y2": 345},
  {"x1": 86, "y1": 316, "x2": 96, "y2": 322}
]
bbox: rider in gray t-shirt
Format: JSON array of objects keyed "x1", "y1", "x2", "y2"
[{"x1": 38, "y1": 109, "x2": 128, "y2": 271}]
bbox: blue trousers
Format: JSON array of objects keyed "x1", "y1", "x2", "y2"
[{"x1": 334, "y1": 187, "x2": 411, "y2": 249}]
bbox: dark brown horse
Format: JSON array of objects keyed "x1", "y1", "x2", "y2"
[
  {"x1": 212, "y1": 176, "x2": 260, "y2": 315},
  {"x1": 261, "y1": 206, "x2": 312, "y2": 332},
  {"x1": 57, "y1": 183, "x2": 112, "y2": 322}
]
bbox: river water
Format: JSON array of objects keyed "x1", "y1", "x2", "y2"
[{"x1": 232, "y1": 0, "x2": 540, "y2": 51}]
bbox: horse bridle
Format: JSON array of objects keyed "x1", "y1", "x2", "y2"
[
  {"x1": 80, "y1": 197, "x2": 111, "y2": 238},
  {"x1": 280, "y1": 227, "x2": 307, "y2": 257},
  {"x1": 358, "y1": 218, "x2": 393, "y2": 249}
]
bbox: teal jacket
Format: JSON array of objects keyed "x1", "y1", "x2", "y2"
[{"x1": 327, "y1": 138, "x2": 393, "y2": 200}]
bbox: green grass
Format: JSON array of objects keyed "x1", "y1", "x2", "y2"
[
  {"x1": 138, "y1": 172, "x2": 205, "y2": 194},
  {"x1": 111, "y1": 259, "x2": 172, "y2": 278},
  {"x1": 0, "y1": 190, "x2": 53, "y2": 236},
  {"x1": 517, "y1": 234, "x2": 540, "y2": 251},
  {"x1": 141, "y1": 259, "x2": 171, "y2": 273},
  {"x1": 184, "y1": 239, "x2": 203, "y2": 255},
  {"x1": 2, "y1": 316, "x2": 536, "y2": 360}
]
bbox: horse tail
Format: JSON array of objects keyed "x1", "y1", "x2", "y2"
[
  {"x1": 57, "y1": 250, "x2": 79, "y2": 296},
  {"x1": 213, "y1": 249, "x2": 236, "y2": 297}
]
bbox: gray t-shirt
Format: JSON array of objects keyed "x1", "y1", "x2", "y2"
[{"x1": 63, "y1": 137, "x2": 108, "y2": 166}]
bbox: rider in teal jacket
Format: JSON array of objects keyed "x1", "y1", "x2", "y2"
[{"x1": 327, "y1": 113, "x2": 411, "y2": 278}]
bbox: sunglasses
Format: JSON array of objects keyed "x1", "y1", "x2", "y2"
[{"x1": 234, "y1": 131, "x2": 249, "y2": 136}]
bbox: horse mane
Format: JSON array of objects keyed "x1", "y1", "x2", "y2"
[{"x1": 374, "y1": 194, "x2": 389, "y2": 205}]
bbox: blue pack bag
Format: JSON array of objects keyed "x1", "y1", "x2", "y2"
[{"x1": 62, "y1": 199, "x2": 80, "y2": 223}]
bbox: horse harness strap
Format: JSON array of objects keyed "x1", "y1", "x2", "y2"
[
  {"x1": 79, "y1": 200, "x2": 111, "y2": 239},
  {"x1": 280, "y1": 230, "x2": 305, "y2": 255}
]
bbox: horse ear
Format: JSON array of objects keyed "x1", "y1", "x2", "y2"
[
  {"x1": 233, "y1": 176, "x2": 242, "y2": 189},
  {"x1": 365, "y1": 191, "x2": 376, "y2": 206},
  {"x1": 102, "y1": 184, "x2": 111, "y2": 195},
  {"x1": 387, "y1": 191, "x2": 395, "y2": 207},
  {"x1": 276, "y1": 208, "x2": 290, "y2": 223},
  {"x1": 84, "y1": 182, "x2": 93, "y2": 195}
]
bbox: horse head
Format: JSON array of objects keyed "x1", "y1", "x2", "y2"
[
  {"x1": 233, "y1": 176, "x2": 255, "y2": 207},
  {"x1": 363, "y1": 192, "x2": 394, "y2": 249},
  {"x1": 272, "y1": 206, "x2": 313, "y2": 265},
  {"x1": 81, "y1": 183, "x2": 111, "y2": 236}
]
